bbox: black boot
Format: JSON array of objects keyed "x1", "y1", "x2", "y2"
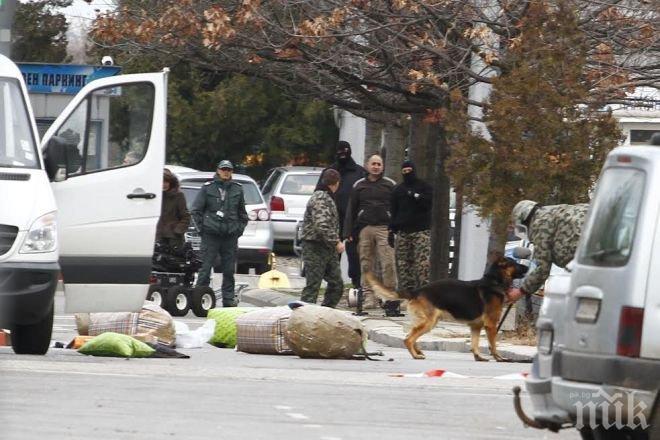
[{"x1": 384, "y1": 300, "x2": 404, "y2": 317}]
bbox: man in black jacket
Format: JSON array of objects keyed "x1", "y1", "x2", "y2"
[
  {"x1": 390, "y1": 160, "x2": 433, "y2": 304},
  {"x1": 318, "y1": 141, "x2": 366, "y2": 288},
  {"x1": 344, "y1": 154, "x2": 396, "y2": 309}
]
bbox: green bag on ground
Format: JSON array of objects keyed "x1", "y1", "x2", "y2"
[
  {"x1": 78, "y1": 332, "x2": 155, "y2": 358},
  {"x1": 207, "y1": 308, "x2": 252, "y2": 348}
]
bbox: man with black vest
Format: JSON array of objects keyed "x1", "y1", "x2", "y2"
[{"x1": 389, "y1": 160, "x2": 433, "y2": 315}]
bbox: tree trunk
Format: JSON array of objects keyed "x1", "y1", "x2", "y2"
[
  {"x1": 382, "y1": 122, "x2": 406, "y2": 181},
  {"x1": 487, "y1": 215, "x2": 508, "y2": 262},
  {"x1": 364, "y1": 118, "x2": 383, "y2": 161},
  {"x1": 408, "y1": 114, "x2": 435, "y2": 181},
  {"x1": 430, "y1": 124, "x2": 451, "y2": 280}
]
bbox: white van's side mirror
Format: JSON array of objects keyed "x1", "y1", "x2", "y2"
[
  {"x1": 52, "y1": 167, "x2": 67, "y2": 182},
  {"x1": 43, "y1": 136, "x2": 81, "y2": 182}
]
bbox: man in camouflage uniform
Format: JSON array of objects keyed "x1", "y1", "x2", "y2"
[
  {"x1": 507, "y1": 200, "x2": 589, "y2": 301},
  {"x1": 390, "y1": 160, "x2": 433, "y2": 312},
  {"x1": 300, "y1": 169, "x2": 345, "y2": 307}
]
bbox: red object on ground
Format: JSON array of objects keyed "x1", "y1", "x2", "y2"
[
  {"x1": 0, "y1": 330, "x2": 11, "y2": 346},
  {"x1": 424, "y1": 369, "x2": 447, "y2": 377}
]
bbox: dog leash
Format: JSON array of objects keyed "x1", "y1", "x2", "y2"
[{"x1": 355, "y1": 340, "x2": 394, "y2": 361}]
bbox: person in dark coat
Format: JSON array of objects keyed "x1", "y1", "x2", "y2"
[
  {"x1": 156, "y1": 169, "x2": 191, "y2": 249},
  {"x1": 390, "y1": 160, "x2": 433, "y2": 298},
  {"x1": 317, "y1": 141, "x2": 366, "y2": 288},
  {"x1": 192, "y1": 160, "x2": 248, "y2": 307}
]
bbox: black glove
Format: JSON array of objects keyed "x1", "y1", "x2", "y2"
[{"x1": 387, "y1": 230, "x2": 395, "y2": 248}]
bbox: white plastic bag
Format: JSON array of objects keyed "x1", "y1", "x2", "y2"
[{"x1": 175, "y1": 319, "x2": 216, "y2": 349}]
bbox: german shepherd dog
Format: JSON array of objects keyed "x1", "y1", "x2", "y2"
[{"x1": 365, "y1": 257, "x2": 528, "y2": 361}]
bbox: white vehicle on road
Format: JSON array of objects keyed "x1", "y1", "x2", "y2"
[
  {"x1": 0, "y1": 54, "x2": 167, "y2": 354},
  {"x1": 261, "y1": 166, "x2": 323, "y2": 245},
  {"x1": 518, "y1": 134, "x2": 660, "y2": 439},
  {"x1": 169, "y1": 168, "x2": 274, "y2": 274}
]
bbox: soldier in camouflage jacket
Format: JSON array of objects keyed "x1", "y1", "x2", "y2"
[
  {"x1": 300, "y1": 169, "x2": 345, "y2": 307},
  {"x1": 508, "y1": 200, "x2": 589, "y2": 300}
]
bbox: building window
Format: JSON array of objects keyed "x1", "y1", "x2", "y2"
[{"x1": 630, "y1": 129, "x2": 659, "y2": 145}]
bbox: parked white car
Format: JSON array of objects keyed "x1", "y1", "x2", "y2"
[
  {"x1": 260, "y1": 166, "x2": 323, "y2": 244},
  {"x1": 168, "y1": 168, "x2": 274, "y2": 274},
  {"x1": 0, "y1": 54, "x2": 167, "y2": 354},
  {"x1": 518, "y1": 134, "x2": 660, "y2": 439}
]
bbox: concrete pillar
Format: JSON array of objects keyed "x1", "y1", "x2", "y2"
[{"x1": 0, "y1": 0, "x2": 17, "y2": 58}]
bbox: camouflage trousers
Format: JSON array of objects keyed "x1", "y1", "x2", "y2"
[
  {"x1": 396, "y1": 230, "x2": 431, "y2": 292},
  {"x1": 300, "y1": 240, "x2": 343, "y2": 308}
]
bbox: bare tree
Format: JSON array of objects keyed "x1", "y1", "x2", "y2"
[{"x1": 89, "y1": 0, "x2": 659, "y2": 277}]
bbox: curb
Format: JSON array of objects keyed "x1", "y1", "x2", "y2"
[
  {"x1": 240, "y1": 287, "x2": 536, "y2": 361},
  {"x1": 367, "y1": 327, "x2": 535, "y2": 361},
  {"x1": 241, "y1": 288, "x2": 299, "y2": 307}
]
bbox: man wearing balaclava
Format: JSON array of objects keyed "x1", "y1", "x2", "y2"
[
  {"x1": 389, "y1": 160, "x2": 433, "y2": 314},
  {"x1": 317, "y1": 141, "x2": 366, "y2": 288}
]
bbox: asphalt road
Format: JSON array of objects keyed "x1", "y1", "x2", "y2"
[{"x1": 0, "y1": 304, "x2": 578, "y2": 440}]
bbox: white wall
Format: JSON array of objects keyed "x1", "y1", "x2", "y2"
[
  {"x1": 334, "y1": 109, "x2": 366, "y2": 282},
  {"x1": 613, "y1": 110, "x2": 660, "y2": 146},
  {"x1": 336, "y1": 109, "x2": 366, "y2": 166},
  {"x1": 29, "y1": 93, "x2": 72, "y2": 120}
]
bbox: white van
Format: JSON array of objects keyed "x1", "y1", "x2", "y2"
[
  {"x1": 518, "y1": 134, "x2": 660, "y2": 439},
  {"x1": 0, "y1": 55, "x2": 167, "y2": 354}
]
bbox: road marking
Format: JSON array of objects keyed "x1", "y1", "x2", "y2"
[
  {"x1": 274, "y1": 405, "x2": 292, "y2": 410},
  {"x1": 285, "y1": 413, "x2": 309, "y2": 420},
  {"x1": 320, "y1": 437, "x2": 342, "y2": 440},
  {"x1": 302, "y1": 424, "x2": 322, "y2": 428}
]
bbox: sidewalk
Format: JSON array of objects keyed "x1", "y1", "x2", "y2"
[{"x1": 240, "y1": 285, "x2": 537, "y2": 362}]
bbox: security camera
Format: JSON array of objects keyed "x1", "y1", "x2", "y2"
[{"x1": 101, "y1": 56, "x2": 114, "y2": 66}]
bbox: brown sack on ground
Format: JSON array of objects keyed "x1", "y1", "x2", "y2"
[{"x1": 285, "y1": 304, "x2": 365, "y2": 359}]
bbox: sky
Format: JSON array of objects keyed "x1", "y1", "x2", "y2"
[
  {"x1": 55, "y1": 0, "x2": 116, "y2": 63},
  {"x1": 60, "y1": 0, "x2": 114, "y2": 24}
]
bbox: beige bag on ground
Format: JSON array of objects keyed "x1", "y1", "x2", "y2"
[
  {"x1": 285, "y1": 304, "x2": 365, "y2": 359},
  {"x1": 75, "y1": 302, "x2": 176, "y2": 346}
]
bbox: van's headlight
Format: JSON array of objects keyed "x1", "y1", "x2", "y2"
[{"x1": 20, "y1": 212, "x2": 57, "y2": 253}]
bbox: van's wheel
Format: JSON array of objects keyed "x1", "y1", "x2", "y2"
[
  {"x1": 147, "y1": 285, "x2": 169, "y2": 309},
  {"x1": 12, "y1": 303, "x2": 54, "y2": 355},
  {"x1": 192, "y1": 286, "x2": 216, "y2": 317},
  {"x1": 169, "y1": 286, "x2": 191, "y2": 317}
]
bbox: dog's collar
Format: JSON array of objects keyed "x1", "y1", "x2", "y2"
[{"x1": 480, "y1": 276, "x2": 508, "y2": 290}]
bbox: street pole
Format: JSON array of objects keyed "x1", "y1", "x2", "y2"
[{"x1": 0, "y1": 0, "x2": 17, "y2": 58}]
